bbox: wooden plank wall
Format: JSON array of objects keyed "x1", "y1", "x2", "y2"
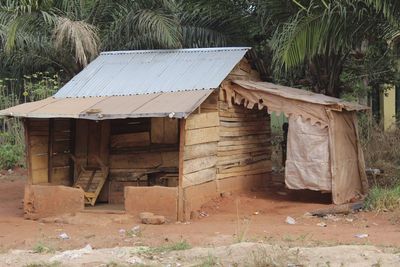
[
  {"x1": 181, "y1": 92, "x2": 271, "y2": 188},
  {"x1": 49, "y1": 119, "x2": 74, "y2": 185},
  {"x1": 216, "y1": 101, "x2": 271, "y2": 180},
  {"x1": 182, "y1": 93, "x2": 219, "y2": 188},
  {"x1": 27, "y1": 119, "x2": 49, "y2": 184}
]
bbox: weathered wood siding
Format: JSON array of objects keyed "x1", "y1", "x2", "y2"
[
  {"x1": 216, "y1": 101, "x2": 271, "y2": 180},
  {"x1": 182, "y1": 92, "x2": 219, "y2": 188},
  {"x1": 26, "y1": 119, "x2": 49, "y2": 184},
  {"x1": 49, "y1": 118, "x2": 74, "y2": 185},
  {"x1": 180, "y1": 59, "x2": 270, "y2": 220}
]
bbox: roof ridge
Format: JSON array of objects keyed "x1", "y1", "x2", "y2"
[{"x1": 100, "y1": 47, "x2": 250, "y2": 56}]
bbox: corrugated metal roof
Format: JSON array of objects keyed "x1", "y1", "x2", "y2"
[
  {"x1": 54, "y1": 47, "x2": 249, "y2": 98},
  {"x1": 0, "y1": 90, "x2": 213, "y2": 120}
]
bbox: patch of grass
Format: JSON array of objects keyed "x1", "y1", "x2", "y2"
[
  {"x1": 24, "y1": 262, "x2": 61, "y2": 267},
  {"x1": 149, "y1": 240, "x2": 191, "y2": 254},
  {"x1": 105, "y1": 262, "x2": 128, "y2": 267},
  {"x1": 365, "y1": 185, "x2": 400, "y2": 212},
  {"x1": 195, "y1": 254, "x2": 219, "y2": 267},
  {"x1": 32, "y1": 241, "x2": 54, "y2": 254},
  {"x1": 249, "y1": 247, "x2": 300, "y2": 267}
]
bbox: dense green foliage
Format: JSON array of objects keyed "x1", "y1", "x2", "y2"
[{"x1": 0, "y1": 0, "x2": 400, "y2": 171}]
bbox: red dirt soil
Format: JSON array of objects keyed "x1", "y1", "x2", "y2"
[{"x1": 1, "y1": 173, "x2": 400, "y2": 252}]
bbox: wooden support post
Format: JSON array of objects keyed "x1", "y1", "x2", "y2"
[
  {"x1": 47, "y1": 118, "x2": 54, "y2": 183},
  {"x1": 69, "y1": 119, "x2": 76, "y2": 185},
  {"x1": 177, "y1": 118, "x2": 186, "y2": 221},
  {"x1": 23, "y1": 119, "x2": 32, "y2": 184}
]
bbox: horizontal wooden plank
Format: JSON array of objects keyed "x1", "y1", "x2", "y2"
[
  {"x1": 220, "y1": 125, "x2": 269, "y2": 133},
  {"x1": 29, "y1": 119, "x2": 49, "y2": 127},
  {"x1": 220, "y1": 120, "x2": 268, "y2": 128},
  {"x1": 217, "y1": 153, "x2": 269, "y2": 166},
  {"x1": 185, "y1": 127, "x2": 219, "y2": 146},
  {"x1": 216, "y1": 167, "x2": 270, "y2": 180},
  {"x1": 182, "y1": 167, "x2": 216, "y2": 188},
  {"x1": 218, "y1": 142, "x2": 270, "y2": 152},
  {"x1": 111, "y1": 132, "x2": 150, "y2": 148},
  {"x1": 217, "y1": 160, "x2": 272, "y2": 174},
  {"x1": 220, "y1": 130, "x2": 269, "y2": 137},
  {"x1": 29, "y1": 130, "x2": 49, "y2": 136},
  {"x1": 110, "y1": 151, "x2": 178, "y2": 169},
  {"x1": 183, "y1": 156, "x2": 217, "y2": 174},
  {"x1": 186, "y1": 112, "x2": 219, "y2": 130},
  {"x1": 217, "y1": 148, "x2": 271, "y2": 158},
  {"x1": 218, "y1": 137, "x2": 270, "y2": 147},
  {"x1": 219, "y1": 116, "x2": 270, "y2": 122},
  {"x1": 183, "y1": 142, "x2": 217, "y2": 160}
]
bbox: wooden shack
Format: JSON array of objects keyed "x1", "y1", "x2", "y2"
[{"x1": 0, "y1": 47, "x2": 369, "y2": 221}]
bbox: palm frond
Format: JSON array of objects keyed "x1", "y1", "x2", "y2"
[{"x1": 53, "y1": 17, "x2": 100, "y2": 66}]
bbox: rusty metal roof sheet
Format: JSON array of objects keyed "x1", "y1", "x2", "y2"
[
  {"x1": 54, "y1": 47, "x2": 249, "y2": 98},
  {"x1": 0, "y1": 90, "x2": 213, "y2": 120}
]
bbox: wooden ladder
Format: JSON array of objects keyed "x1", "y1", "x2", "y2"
[{"x1": 71, "y1": 155, "x2": 109, "y2": 206}]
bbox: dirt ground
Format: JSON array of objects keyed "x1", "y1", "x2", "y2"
[{"x1": 1, "y1": 172, "x2": 400, "y2": 266}]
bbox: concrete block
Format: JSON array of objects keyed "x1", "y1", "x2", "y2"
[{"x1": 24, "y1": 184, "x2": 84, "y2": 220}]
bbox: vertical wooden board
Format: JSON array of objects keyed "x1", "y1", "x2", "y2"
[
  {"x1": 48, "y1": 119, "x2": 54, "y2": 183},
  {"x1": 151, "y1": 117, "x2": 164, "y2": 144},
  {"x1": 164, "y1": 118, "x2": 178, "y2": 144},
  {"x1": 87, "y1": 121, "x2": 101, "y2": 167},
  {"x1": 178, "y1": 119, "x2": 185, "y2": 221},
  {"x1": 75, "y1": 119, "x2": 88, "y2": 166},
  {"x1": 24, "y1": 119, "x2": 32, "y2": 184},
  {"x1": 30, "y1": 137, "x2": 49, "y2": 185},
  {"x1": 31, "y1": 168, "x2": 48, "y2": 184},
  {"x1": 31, "y1": 155, "x2": 48, "y2": 170},
  {"x1": 100, "y1": 120, "x2": 110, "y2": 165},
  {"x1": 30, "y1": 136, "x2": 48, "y2": 154},
  {"x1": 51, "y1": 167, "x2": 71, "y2": 186}
]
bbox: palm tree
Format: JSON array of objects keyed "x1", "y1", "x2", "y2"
[
  {"x1": 257, "y1": 0, "x2": 400, "y2": 97},
  {"x1": 0, "y1": 0, "x2": 253, "y2": 79}
]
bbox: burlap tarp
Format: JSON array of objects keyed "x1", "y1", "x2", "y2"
[
  {"x1": 222, "y1": 80, "x2": 369, "y2": 204},
  {"x1": 285, "y1": 116, "x2": 331, "y2": 191}
]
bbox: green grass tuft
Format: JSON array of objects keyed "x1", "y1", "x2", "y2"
[
  {"x1": 149, "y1": 240, "x2": 191, "y2": 253},
  {"x1": 365, "y1": 185, "x2": 400, "y2": 212},
  {"x1": 32, "y1": 242, "x2": 54, "y2": 254}
]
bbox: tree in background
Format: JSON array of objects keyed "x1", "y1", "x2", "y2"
[
  {"x1": 255, "y1": 0, "x2": 400, "y2": 98},
  {"x1": 0, "y1": 0, "x2": 253, "y2": 79}
]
